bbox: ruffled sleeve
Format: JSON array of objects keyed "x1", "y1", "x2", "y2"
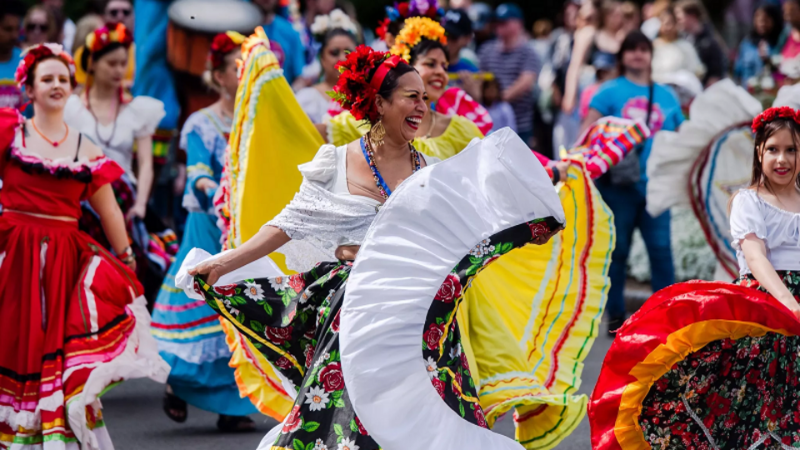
[
  {"x1": 85, "y1": 158, "x2": 125, "y2": 199},
  {"x1": 127, "y1": 96, "x2": 167, "y2": 138},
  {"x1": 327, "y1": 111, "x2": 369, "y2": 147},
  {"x1": 296, "y1": 144, "x2": 339, "y2": 189},
  {"x1": 730, "y1": 189, "x2": 767, "y2": 250}
]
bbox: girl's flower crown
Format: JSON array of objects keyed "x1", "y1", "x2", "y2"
[
  {"x1": 377, "y1": 0, "x2": 443, "y2": 40},
  {"x1": 310, "y1": 9, "x2": 359, "y2": 41},
  {"x1": 86, "y1": 22, "x2": 133, "y2": 54},
  {"x1": 330, "y1": 45, "x2": 405, "y2": 123},
  {"x1": 209, "y1": 31, "x2": 246, "y2": 70},
  {"x1": 390, "y1": 16, "x2": 447, "y2": 62},
  {"x1": 752, "y1": 106, "x2": 800, "y2": 134},
  {"x1": 14, "y1": 43, "x2": 76, "y2": 87}
]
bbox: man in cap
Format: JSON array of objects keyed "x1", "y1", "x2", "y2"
[{"x1": 478, "y1": 3, "x2": 540, "y2": 146}]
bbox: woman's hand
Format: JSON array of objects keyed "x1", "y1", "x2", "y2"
[
  {"x1": 124, "y1": 258, "x2": 137, "y2": 272},
  {"x1": 554, "y1": 161, "x2": 569, "y2": 183},
  {"x1": 335, "y1": 245, "x2": 360, "y2": 261},
  {"x1": 126, "y1": 202, "x2": 147, "y2": 221},
  {"x1": 776, "y1": 292, "x2": 800, "y2": 320},
  {"x1": 188, "y1": 258, "x2": 230, "y2": 286}
]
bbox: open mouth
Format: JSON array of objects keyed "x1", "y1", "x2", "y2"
[
  {"x1": 50, "y1": 93, "x2": 63, "y2": 100},
  {"x1": 405, "y1": 115, "x2": 422, "y2": 130},
  {"x1": 775, "y1": 167, "x2": 792, "y2": 176},
  {"x1": 428, "y1": 79, "x2": 446, "y2": 90}
]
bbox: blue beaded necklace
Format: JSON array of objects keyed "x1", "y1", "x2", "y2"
[{"x1": 360, "y1": 135, "x2": 422, "y2": 199}]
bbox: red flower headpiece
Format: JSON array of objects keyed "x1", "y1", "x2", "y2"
[
  {"x1": 752, "y1": 106, "x2": 800, "y2": 134},
  {"x1": 86, "y1": 22, "x2": 133, "y2": 54},
  {"x1": 15, "y1": 43, "x2": 76, "y2": 87},
  {"x1": 209, "y1": 31, "x2": 246, "y2": 70},
  {"x1": 330, "y1": 46, "x2": 406, "y2": 124}
]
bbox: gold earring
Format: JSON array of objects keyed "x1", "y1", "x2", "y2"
[{"x1": 370, "y1": 118, "x2": 386, "y2": 147}]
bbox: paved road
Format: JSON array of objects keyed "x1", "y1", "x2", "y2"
[{"x1": 104, "y1": 334, "x2": 614, "y2": 450}]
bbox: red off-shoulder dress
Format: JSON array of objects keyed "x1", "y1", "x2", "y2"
[{"x1": 0, "y1": 109, "x2": 168, "y2": 450}]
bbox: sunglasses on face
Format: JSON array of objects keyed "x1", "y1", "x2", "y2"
[
  {"x1": 108, "y1": 8, "x2": 132, "y2": 18},
  {"x1": 26, "y1": 23, "x2": 49, "y2": 33}
]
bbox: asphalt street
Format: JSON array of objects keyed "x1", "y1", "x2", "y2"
[{"x1": 103, "y1": 334, "x2": 615, "y2": 450}]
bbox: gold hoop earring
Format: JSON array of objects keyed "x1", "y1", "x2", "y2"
[{"x1": 370, "y1": 119, "x2": 386, "y2": 147}]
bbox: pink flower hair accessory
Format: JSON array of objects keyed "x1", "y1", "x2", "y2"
[{"x1": 751, "y1": 106, "x2": 800, "y2": 134}]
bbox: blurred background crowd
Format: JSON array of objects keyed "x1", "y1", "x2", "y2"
[{"x1": 1, "y1": 0, "x2": 796, "y2": 309}]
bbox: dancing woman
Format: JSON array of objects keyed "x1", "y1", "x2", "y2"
[
  {"x1": 181, "y1": 45, "x2": 566, "y2": 449},
  {"x1": 151, "y1": 31, "x2": 258, "y2": 431},
  {"x1": 323, "y1": 17, "x2": 484, "y2": 161},
  {"x1": 591, "y1": 107, "x2": 800, "y2": 448},
  {"x1": 0, "y1": 43, "x2": 167, "y2": 450},
  {"x1": 64, "y1": 23, "x2": 175, "y2": 301}
]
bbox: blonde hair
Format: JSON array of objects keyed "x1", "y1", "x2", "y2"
[
  {"x1": 533, "y1": 19, "x2": 553, "y2": 38},
  {"x1": 72, "y1": 14, "x2": 103, "y2": 55}
]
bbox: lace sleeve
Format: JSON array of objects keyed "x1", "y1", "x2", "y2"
[{"x1": 266, "y1": 179, "x2": 378, "y2": 271}]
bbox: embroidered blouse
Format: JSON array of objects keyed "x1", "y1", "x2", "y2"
[
  {"x1": 64, "y1": 95, "x2": 165, "y2": 182},
  {"x1": 266, "y1": 144, "x2": 438, "y2": 271},
  {"x1": 730, "y1": 188, "x2": 800, "y2": 275}
]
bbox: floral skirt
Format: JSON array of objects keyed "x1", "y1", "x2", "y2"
[
  {"x1": 188, "y1": 217, "x2": 564, "y2": 449},
  {"x1": 589, "y1": 272, "x2": 800, "y2": 450}
]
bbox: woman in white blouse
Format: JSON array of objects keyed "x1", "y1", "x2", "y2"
[
  {"x1": 589, "y1": 109, "x2": 800, "y2": 448},
  {"x1": 65, "y1": 23, "x2": 172, "y2": 301},
  {"x1": 295, "y1": 10, "x2": 357, "y2": 123}
]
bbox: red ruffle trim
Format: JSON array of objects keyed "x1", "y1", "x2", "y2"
[{"x1": 589, "y1": 281, "x2": 800, "y2": 450}]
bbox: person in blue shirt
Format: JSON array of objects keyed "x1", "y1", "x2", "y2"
[
  {"x1": 253, "y1": 0, "x2": 306, "y2": 85},
  {"x1": 0, "y1": 1, "x2": 25, "y2": 110},
  {"x1": 583, "y1": 30, "x2": 684, "y2": 336},
  {"x1": 734, "y1": 3, "x2": 783, "y2": 86}
]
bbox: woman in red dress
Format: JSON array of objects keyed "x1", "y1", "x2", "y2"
[{"x1": 0, "y1": 44, "x2": 168, "y2": 450}]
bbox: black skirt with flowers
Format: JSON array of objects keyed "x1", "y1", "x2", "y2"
[
  {"x1": 638, "y1": 272, "x2": 800, "y2": 449},
  {"x1": 191, "y1": 217, "x2": 560, "y2": 449}
]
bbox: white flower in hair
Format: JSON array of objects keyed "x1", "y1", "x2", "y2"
[
  {"x1": 311, "y1": 9, "x2": 358, "y2": 38},
  {"x1": 310, "y1": 14, "x2": 332, "y2": 37}
]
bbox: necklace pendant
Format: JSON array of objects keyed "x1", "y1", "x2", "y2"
[{"x1": 52, "y1": 141, "x2": 59, "y2": 147}]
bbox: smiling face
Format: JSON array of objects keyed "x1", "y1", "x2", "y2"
[
  {"x1": 92, "y1": 46, "x2": 128, "y2": 89},
  {"x1": 760, "y1": 126, "x2": 800, "y2": 189},
  {"x1": 28, "y1": 58, "x2": 72, "y2": 112},
  {"x1": 413, "y1": 47, "x2": 448, "y2": 103},
  {"x1": 376, "y1": 71, "x2": 428, "y2": 143}
]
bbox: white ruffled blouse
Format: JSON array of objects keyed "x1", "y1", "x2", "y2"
[
  {"x1": 267, "y1": 144, "x2": 438, "y2": 271},
  {"x1": 730, "y1": 189, "x2": 800, "y2": 275},
  {"x1": 64, "y1": 95, "x2": 166, "y2": 181}
]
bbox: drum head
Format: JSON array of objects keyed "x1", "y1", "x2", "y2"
[{"x1": 168, "y1": 0, "x2": 263, "y2": 34}]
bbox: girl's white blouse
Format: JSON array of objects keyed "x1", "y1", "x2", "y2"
[{"x1": 730, "y1": 188, "x2": 800, "y2": 275}]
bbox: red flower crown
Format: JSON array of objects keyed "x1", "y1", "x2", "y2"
[
  {"x1": 209, "y1": 32, "x2": 246, "y2": 70},
  {"x1": 752, "y1": 106, "x2": 800, "y2": 134},
  {"x1": 15, "y1": 43, "x2": 76, "y2": 87},
  {"x1": 330, "y1": 46, "x2": 405, "y2": 124}
]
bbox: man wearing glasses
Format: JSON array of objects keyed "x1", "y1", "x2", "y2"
[
  {"x1": 104, "y1": 0, "x2": 134, "y2": 32},
  {"x1": 0, "y1": 0, "x2": 25, "y2": 110}
]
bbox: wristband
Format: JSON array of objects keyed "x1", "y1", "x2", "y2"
[{"x1": 550, "y1": 167, "x2": 561, "y2": 185}]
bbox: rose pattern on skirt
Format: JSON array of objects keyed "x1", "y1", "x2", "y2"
[
  {"x1": 639, "y1": 271, "x2": 800, "y2": 449},
  {"x1": 192, "y1": 217, "x2": 561, "y2": 449}
]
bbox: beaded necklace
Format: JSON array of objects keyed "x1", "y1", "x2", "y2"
[{"x1": 360, "y1": 135, "x2": 422, "y2": 200}]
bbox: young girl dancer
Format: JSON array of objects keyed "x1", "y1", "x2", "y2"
[{"x1": 591, "y1": 107, "x2": 800, "y2": 448}]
